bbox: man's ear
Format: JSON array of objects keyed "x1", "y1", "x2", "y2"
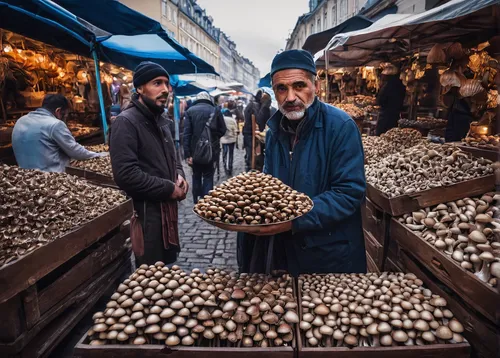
[{"x1": 54, "y1": 107, "x2": 62, "y2": 119}]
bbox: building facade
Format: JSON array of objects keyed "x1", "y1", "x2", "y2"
[
  {"x1": 286, "y1": 0, "x2": 369, "y2": 51},
  {"x1": 120, "y1": 0, "x2": 259, "y2": 91}
]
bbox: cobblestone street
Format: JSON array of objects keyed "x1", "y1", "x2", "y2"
[{"x1": 174, "y1": 138, "x2": 246, "y2": 272}]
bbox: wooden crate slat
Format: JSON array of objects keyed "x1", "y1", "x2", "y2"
[
  {"x1": 399, "y1": 250, "x2": 498, "y2": 358},
  {"x1": 366, "y1": 175, "x2": 495, "y2": 216},
  {"x1": 37, "y1": 225, "x2": 130, "y2": 315},
  {"x1": 364, "y1": 230, "x2": 383, "y2": 271},
  {"x1": 20, "y1": 255, "x2": 131, "y2": 358},
  {"x1": 0, "y1": 200, "x2": 132, "y2": 304},
  {"x1": 21, "y1": 285, "x2": 40, "y2": 330},
  {"x1": 457, "y1": 145, "x2": 499, "y2": 162},
  {"x1": 391, "y1": 219, "x2": 499, "y2": 326}
]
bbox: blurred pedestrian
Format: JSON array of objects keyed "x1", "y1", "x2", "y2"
[
  {"x1": 221, "y1": 108, "x2": 238, "y2": 175},
  {"x1": 243, "y1": 89, "x2": 263, "y2": 171},
  {"x1": 183, "y1": 92, "x2": 227, "y2": 203}
]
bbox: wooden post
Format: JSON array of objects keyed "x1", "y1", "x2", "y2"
[{"x1": 251, "y1": 114, "x2": 256, "y2": 170}]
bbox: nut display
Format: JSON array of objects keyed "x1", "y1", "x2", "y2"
[
  {"x1": 345, "y1": 95, "x2": 376, "y2": 108},
  {"x1": 462, "y1": 134, "x2": 500, "y2": 150},
  {"x1": 336, "y1": 103, "x2": 365, "y2": 120},
  {"x1": 86, "y1": 263, "x2": 297, "y2": 347},
  {"x1": 365, "y1": 143, "x2": 493, "y2": 197},
  {"x1": 85, "y1": 144, "x2": 109, "y2": 153},
  {"x1": 398, "y1": 117, "x2": 448, "y2": 130},
  {"x1": 194, "y1": 171, "x2": 313, "y2": 225},
  {"x1": 70, "y1": 156, "x2": 113, "y2": 177},
  {"x1": 0, "y1": 165, "x2": 126, "y2": 267},
  {"x1": 299, "y1": 273, "x2": 466, "y2": 348},
  {"x1": 397, "y1": 192, "x2": 500, "y2": 287},
  {"x1": 362, "y1": 128, "x2": 424, "y2": 165}
]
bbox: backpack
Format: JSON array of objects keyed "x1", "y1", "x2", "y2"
[{"x1": 192, "y1": 112, "x2": 214, "y2": 165}]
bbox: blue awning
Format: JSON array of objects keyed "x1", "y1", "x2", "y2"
[
  {"x1": 258, "y1": 73, "x2": 271, "y2": 88},
  {"x1": 1, "y1": 0, "x2": 217, "y2": 75}
]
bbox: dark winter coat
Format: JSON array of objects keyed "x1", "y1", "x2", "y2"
[
  {"x1": 445, "y1": 95, "x2": 473, "y2": 142},
  {"x1": 264, "y1": 98, "x2": 367, "y2": 276},
  {"x1": 243, "y1": 100, "x2": 260, "y2": 135},
  {"x1": 183, "y1": 99, "x2": 227, "y2": 160},
  {"x1": 376, "y1": 75, "x2": 406, "y2": 135},
  {"x1": 109, "y1": 96, "x2": 185, "y2": 265}
]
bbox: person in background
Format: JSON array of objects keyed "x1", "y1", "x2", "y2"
[
  {"x1": 443, "y1": 87, "x2": 474, "y2": 142},
  {"x1": 257, "y1": 92, "x2": 273, "y2": 131},
  {"x1": 110, "y1": 61, "x2": 188, "y2": 266},
  {"x1": 220, "y1": 108, "x2": 238, "y2": 175},
  {"x1": 12, "y1": 94, "x2": 105, "y2": 172},
  {"x1": 237, "y1": 50, "x2": 366, "y2": 276},
  {"x1": 183, "y1": 91, "x2": 227, "y2": 203},
  {"x1": 243, "y1": 90, "x2": 263, "y2": 171},
  {"x1": 375, "y1": 65, "x2": 406, "y2": 135}
]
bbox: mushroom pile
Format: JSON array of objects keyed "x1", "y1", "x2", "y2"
[
  {"x1": 299, "y1": 272, "x2": 466, "y2": 348},
  {"x1": 70, "y1": 156, "x2": 113, "y2": 177},
  {"x1": 365, "y1": 143, "x2": 493, "y2": 197},
  {"x1": 462, "y1": 134, "x2": 500, "y2": 150},
  {"x1": 336, "y1": 103, "x2": 365, "y2": 120},
  {"x1": 85, "y1": 144, "x2": 109, "y2": 153},
  {"x1": 194, "y1": 171, "x2": 313, "y2": 225},
  {"x1": 362, "y1": 128, "x2": 424, "y2": 164},
  {"x1": 87, "y1": 263, "x2": 298, "y2": 347},
  {"x1": 397, "y1": 192, "x2": 500, "y2": 287},
  {"x1": 0, "y1": 165, "x2": 126, "y2": 267},
  {"x1": 398, "y1": 117, "x2": 447, "y2": 130}
]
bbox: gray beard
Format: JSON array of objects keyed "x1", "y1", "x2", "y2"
[{"x1": 279, "y1": 99, "x2": 313, "y2": 120}]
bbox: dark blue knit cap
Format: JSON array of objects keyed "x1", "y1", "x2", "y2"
[{"x1": 270, "y1": 49, "x2": 316, "y2": 77}]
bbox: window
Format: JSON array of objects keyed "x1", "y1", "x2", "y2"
[
  {"x1": 167, "y1": 5, "x2": 172, "y2": 22},
  {"x1": 332, "y1": 5, "x2": 337, "y2": 26},
  {"x1": 316, "y1": 18, "x2": 321, "y2": 32},
  {"x1": 310, "y1": 23, "x2": 314, "y2": 36},
  {"x1": 172, "y1": 10, "x2": 177, "y2": 25},
  {"x1": 340, "y1": 0, "x2": 347, "y2": 21},
  {"x1": 162, "y1": 1, "x2": 167, "y2": 17},
  {"x1": 324, "y1": 12, "x2": 328, "y2": 30}
]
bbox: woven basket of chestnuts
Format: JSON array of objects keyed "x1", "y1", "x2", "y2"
[{"x1": 193, "y1": 171, "x2": 314, "y2": 233}]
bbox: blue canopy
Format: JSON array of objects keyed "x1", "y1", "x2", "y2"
[
  {"x1": 2, "y1": 0, "x2": 217, "y2": 75},
  {"x1": 258, "y1": 73, "x2": 271, "y2": 88}
]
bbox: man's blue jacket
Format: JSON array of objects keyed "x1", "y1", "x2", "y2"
[{"x1": 264, "y1": 97, "x2": 367, "y2": 276}]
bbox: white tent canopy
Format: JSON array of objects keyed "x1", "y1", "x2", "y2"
[{"x1": 318, "y1": 0, "x2": 500, "y2": 67}]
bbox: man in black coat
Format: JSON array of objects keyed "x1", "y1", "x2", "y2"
[
  {"x1": 376, "y1": 74, "x2": 406, "y2": 135},
  {"x1": 110, "y1": 61, "x2": 188, "y2": 266},
  {"x1": 183, "y1": 91, "x2": 227, "y2": 204},
  {"x1": 243, "y1": 90, "x2": 263, "y2": 171}
]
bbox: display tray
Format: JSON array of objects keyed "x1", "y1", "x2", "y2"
[
  {"x1": 361, "y1": 198, "x2": 388, "y2": 246},
  {"x1": 193, "y1": 202, "x2": 313, "y2": 233},
  {"x1": 296, "y1": 277, "x2": 470, "y2": 358},
  {"x1": 66, "y1": 166, "x2": 117, "y2": 189},
  {"x1": 398, "y1": 250, "x2": 498, "y2": 358},
  {"x1": 366, "y1": 175, "x2": 495, "y2": 216},
  {"x1": 390, "y1": 219, "x2": 500, "y2": 326},
  {"x1": 457, "y1": 145, "x2": 498, "y2": 162},
  {"x1": 0, "y1": 199, "x2": 132, "y2": 304}
]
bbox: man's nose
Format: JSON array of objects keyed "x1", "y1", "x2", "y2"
[{"x1": 285, "y1": 88, "x2": 296, "y2": 103}]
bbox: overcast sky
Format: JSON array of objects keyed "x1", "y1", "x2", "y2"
[{"x1": 196, "y1": 0, "x2": 309, "y2": 77}]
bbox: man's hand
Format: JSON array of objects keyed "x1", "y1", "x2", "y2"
[
  {"x1": 96, "y1": 152, "x2": 109, "y2": 157},
  {"x1": 244, "y1": 221, "x2": 292, "y2": 236},
  {"x1": 186, "y1": 157, "x2": 193, "y2": 166},
  {"x1": 170, "y1": 184, "x2": 186, "y2": 201},
  {"x1": 176, "y1": 174, "x2": 189, "y2": 195}
]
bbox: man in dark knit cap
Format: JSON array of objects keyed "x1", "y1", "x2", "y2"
[
  {"x1": 110, "y1": 61, "x2": 188, "y2": 266},
  {"x1": 237, "y1": 50, "x2": 366, "y2": 276}
]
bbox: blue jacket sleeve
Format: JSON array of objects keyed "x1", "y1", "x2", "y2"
[
  {"x1": 293, "y1": 119, "x2": 366, "y2": 232},
  {"x1": 50, "y1": 121, "x2": 99, "y2": 160}
]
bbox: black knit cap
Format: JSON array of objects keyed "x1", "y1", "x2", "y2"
[
  {"x1": 133, "y1": 61, "x2": 169, "y2": 88},
  {"x1": 270, "y1": 49, "x2": 316, "y2": 77}
]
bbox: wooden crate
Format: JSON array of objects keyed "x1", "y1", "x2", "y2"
[
  {"x1": 0, "y1": 223, "x2": 131, "y2": 354},
  {"x1": 366, "y1": 175, "x2": 495, "y2": 216},
  {"x1": 458, "y1": 145, "x2": 498, "y2": 162},
  {"x1": 361, "y1": 199, "x2": 387, "y2": 245},
  {"x1": 398, "y1": 250, "x2": 499, "y2": 358},
  {"x1": 363, "y1": 230, "x2": 383, "y2": 272},
  {"x1": 296, "y1": 278, "x2": 470, "y2": 358},
  {"x1": 390, "y1": 219, "x2": 500, "y2": 326},
  {"x1": 74, "y1": 338, "x2": 294, "y2": 358},
  {"x1": 365, "y1": 252, "x2": 379, "y2": 273},
  {"x1": 66, "y1": 166, "x2": 118, "y2": 189},
  {"x1": 0, "y1": 199, "x2": 132, "y2": 305},
  {"x1": 12, "y1": 253, "x2": 131, "y2": 358}
]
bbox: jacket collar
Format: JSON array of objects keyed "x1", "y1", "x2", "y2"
[
  {"x1": 192, "y1": 99, "x2": 215, "y2": 107},
  {"x1": 131, "y1": 94, "x2": 161, "y2": 122},
  {"x1": 32, "y1": 108, "x2": 57, "y2": 119},
  {"x1": 268, "y1": 97, "x2": 321, "y2": 139}
]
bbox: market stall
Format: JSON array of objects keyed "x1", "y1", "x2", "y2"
[{"x1": 0, "y1": 165, "x2": 133, "y2": 358}]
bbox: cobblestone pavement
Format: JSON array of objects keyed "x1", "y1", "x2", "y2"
[{"x1": 174, "y1": 138, "x2": 246, "y2": 272}]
